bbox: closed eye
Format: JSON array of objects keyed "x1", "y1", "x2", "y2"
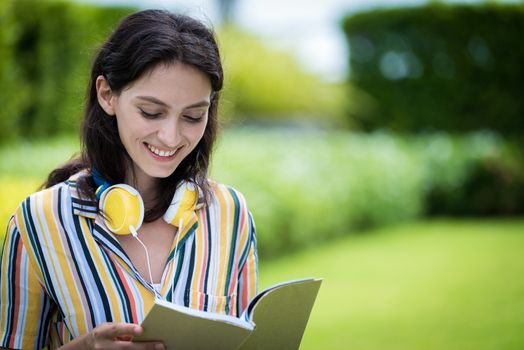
[
  {"x1": 139, "y1": 108, "x2": 162, "y2": 119},
  {"x1": 184, "y1": 115, "x2": 205, "y2": 123}
]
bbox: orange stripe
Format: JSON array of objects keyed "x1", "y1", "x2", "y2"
[{"x1": 111, "y1": 254, "x2": 139, "y2": 323}]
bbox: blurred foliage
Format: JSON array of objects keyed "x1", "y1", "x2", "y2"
[
  {"x1": 0, "y1": 136, "x2": 80, "y2": 232},
  {"x1": 218, "y1": 26, "x2": 348, "y2": 126},
  {"x1": 0, "y1": 0, "x2": 348, "y2": 146},
  {"x1": 0, "y1": 177, "x2": 41, "y2": 237},
  {"x1": 342, "y1": 3, "x2": 524, "y2": 136},
  {"x1": 15, "y1": 2, "x2": 134, "y2": 137},
  {"x1": 212, "y1": 129, "x2": 523, "y2": 257},
  {"x1": 0, "y1": 0, "x2": 21, "y2": 143},
  {"x1": 0, "y1": 136, "x2": 80, "y2": 180},
  {"x1": 0, "y1": 0, "x2": 135, "y2": 141},
  {"x1": 427, "y1": 139, "x2": 524, "y2": 216},
  {"x1": 1, "y1": 131, "x2": 523, "y2": 257}
]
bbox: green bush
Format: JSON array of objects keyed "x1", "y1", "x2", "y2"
[
  {"x1": 426, "y1": 138, "x2": 524, "y2": 216},
  {"x1": 342, "y1": 3, "x2": 524, "y2": 136},
  {"x1": 211, "y1": 129, "x2": 521, "y2": 257}
]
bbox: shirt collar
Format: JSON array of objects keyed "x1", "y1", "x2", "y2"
[{"x1": 67, "y1": 170, "x2": 98, "y2": 219}]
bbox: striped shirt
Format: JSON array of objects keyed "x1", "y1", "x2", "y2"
[{"x1": 0, "y1": 172, "x2": 258, "y2": 349}]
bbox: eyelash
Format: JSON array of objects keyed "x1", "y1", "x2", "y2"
[
  {"x1": 139, "y1": 109, "x2": 161, "y2": 119},
  {"x1": 184, "y1": 115, "x2": 204, "y2": 123},
  {"x1": 139, "y1": 108, "x2": 204, "y2": 123}
]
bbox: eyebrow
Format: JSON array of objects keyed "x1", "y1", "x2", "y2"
[{"x1": 135, "y1": 95, "x2": 210, "y2": 109}]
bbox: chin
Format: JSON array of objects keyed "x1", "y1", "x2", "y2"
[{"x1": 150, "y1": 169, "x2": 177, "y2": 179}]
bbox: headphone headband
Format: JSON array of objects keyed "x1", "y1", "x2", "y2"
[{"x1": 92, "y1": 168, "x2": 110, "y2": 201}]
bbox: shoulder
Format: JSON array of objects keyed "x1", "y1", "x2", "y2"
[
  {"x1": 13, "y1": 181, "x2": 70, "y2": 228},
  {"x1": 13, "y1": 171, "x2": 93, "y2": 232},
  {"x1": 206, "y1": 180, "x2": 250, "y2": 213},
  {"x1": 17, "y1": 181, "x2": 70, "y2": 213},
  {"x1": 201, "y1": 180, "x2": 256, "y2": 245},
  {"x1": 202, "y1": 180, "x2": 255, "y2": 232}
]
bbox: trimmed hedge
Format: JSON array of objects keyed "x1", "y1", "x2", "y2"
[
  {"x1": 3, "y1": 1, "x2": 135, "y2": 139},
  {"x1": 0, "y1": 0, "x2": 22, "y2": 142},
  {"x1": 342, "y1": 3, "x2": 524, "y2": 136}
]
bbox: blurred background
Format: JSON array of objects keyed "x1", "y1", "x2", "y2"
[{"x1": 1, "y1": 0, "x2": 523, "y2": 348}]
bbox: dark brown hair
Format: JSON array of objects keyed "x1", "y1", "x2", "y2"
[{"x1": 44, "y1": 9, "x2": 223, "y2": 222}]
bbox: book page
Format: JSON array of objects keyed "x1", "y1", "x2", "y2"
[
  {"x1": 135, "y1": 299, "x2": 252, "y2": 349},
  {"x1": 239, "y1": 278, "x2": 322, "y2": 350}
]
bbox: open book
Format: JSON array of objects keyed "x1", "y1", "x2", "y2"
[{"x1": 134, "y1": 278, "x2": 322, "y2": 349}]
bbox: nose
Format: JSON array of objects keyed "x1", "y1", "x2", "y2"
[{"x1": 157, "y1": 116, "x2": 181, "y2": 148}]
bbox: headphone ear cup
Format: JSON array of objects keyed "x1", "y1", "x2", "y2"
[
  {"x1": 163, "y1": 181, "x2": 198, "y2": 228},
  {"x1": 99, "y1": 184, "x2": 144, "y2": 235}
]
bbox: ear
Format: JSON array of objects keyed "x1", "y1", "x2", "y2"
[{"x1": 96, "y1": 75, "x2": 117, "y2": 116}]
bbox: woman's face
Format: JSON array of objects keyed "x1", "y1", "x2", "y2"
[{"x1": 101, "y1": 63, "x2": 212, "y2": 185}]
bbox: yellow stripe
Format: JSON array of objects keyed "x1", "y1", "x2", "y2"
[
  {"x1": 0, "y1": 219, "x2": 14, "y2": 335},
  {"x1": 36, "y1": 191, "x2": 75, "y2": 326},
  {"x1": 214, "y1": 185, "x2": 232, "y2": 312},
  {"x1": 45, "y1": 190, "x2": 89, "y2": 335},
  {"x1": 82, "y1": 218, "x2": 125, "y2": 324}
]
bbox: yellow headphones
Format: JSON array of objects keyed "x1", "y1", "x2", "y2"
[{"x1": 93, "y1": 169, "x2": 199, "y2": 236}]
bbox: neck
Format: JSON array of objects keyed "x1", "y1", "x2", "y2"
[{"x1": 125, "y1": 166, "x2": 159, "y2": 210}]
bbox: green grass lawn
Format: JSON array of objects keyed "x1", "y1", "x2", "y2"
[{"x1": 259, "y1": 219, "x2": 524, "y2": 350}]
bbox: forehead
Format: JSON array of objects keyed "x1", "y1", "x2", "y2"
[{"x1": 122, "y1": 63, "x2": 212, "y2": 105}]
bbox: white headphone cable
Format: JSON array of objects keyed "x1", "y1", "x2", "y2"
[{"x1": 129, "y1": 225, "x2": 154, "y2": 286}]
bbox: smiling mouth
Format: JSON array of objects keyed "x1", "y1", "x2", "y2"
[{"x1": 145, "y1": 143, "x2": 179, "y2": 158}]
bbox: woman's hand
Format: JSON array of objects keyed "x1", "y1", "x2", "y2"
[{"x1": 60, "y1": 322, "x2": 165, "y2": 350}]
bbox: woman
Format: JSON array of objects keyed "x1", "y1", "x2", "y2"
[{"x1": 0, "y1": 9, "x2": 258, "y2": 350}]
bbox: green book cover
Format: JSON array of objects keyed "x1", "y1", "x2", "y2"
[{"x1": 135, "y1": 278, "x2": 322, "y2": 350}]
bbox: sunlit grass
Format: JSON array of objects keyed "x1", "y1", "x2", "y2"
[
  {"x1": 0, "y1": 136, "x2": 80, "y2": 180},
  {"x1": 0, "y1": 136, "x2": 79, "y2": 233},
  {"x1": 259, "y1": 219, "x2": 524, "y2": 350}
]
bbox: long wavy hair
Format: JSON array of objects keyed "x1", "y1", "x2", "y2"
[{"x1": 44, "y1": 9, "x2": 223, "y2": 222}]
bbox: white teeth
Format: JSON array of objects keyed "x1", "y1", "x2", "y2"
[{"x1": 147, "y1": 144, "x2": 176, "y2": 157}]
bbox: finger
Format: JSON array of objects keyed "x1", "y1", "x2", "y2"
[
  {"x1": 96, "y1": 322, "x2": 142, "y2": 338},
  {"x1": 116, "y1": 334, "x2": 133, "y2": 341},
  {"x1": 115, "y1": 340, "x2": 166, "y2": 350}
]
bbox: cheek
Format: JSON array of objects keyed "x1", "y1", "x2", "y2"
[
  {"x1": 117, "y1": 121, "x2": 142, "y2": 143},
  {"x1": 116, "y1": 113, "x2": 153, "y2": 142},
  {"x1": 188, "y1": 122, "x2": 208, "y2": 144}
]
